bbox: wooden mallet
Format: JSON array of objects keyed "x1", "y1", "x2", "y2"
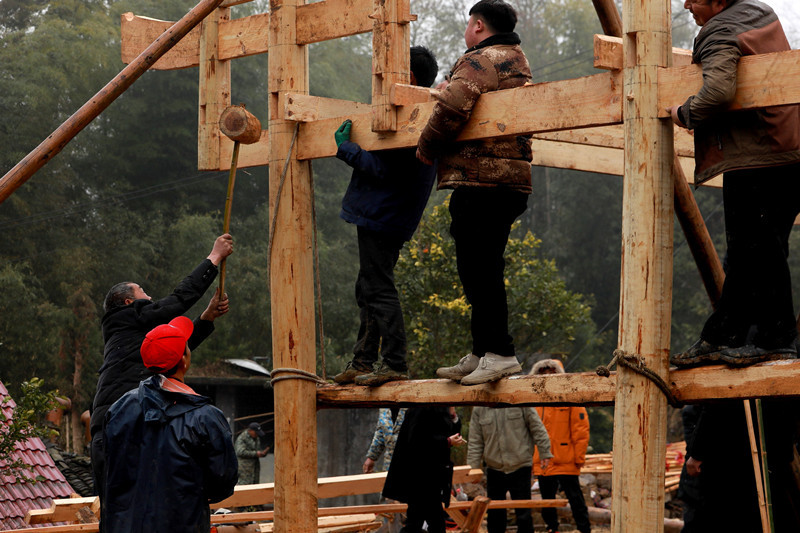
[{"x1": 218, "y1": 104, "x2": 262, "y2": 296}]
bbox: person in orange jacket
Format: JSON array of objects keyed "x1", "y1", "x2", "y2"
[{"x1": 531, "y1": 359, "x2": 591, "y2": 533}]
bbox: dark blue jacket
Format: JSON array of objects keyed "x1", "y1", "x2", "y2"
[
  {"x1": 337, "y1": 142, "x2": 436, "y2": 241},
  {"x1": 103, "y1": 376, "x2": 238, "y2": 533}
]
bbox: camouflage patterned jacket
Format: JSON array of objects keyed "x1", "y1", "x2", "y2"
[
  {"x1": 417, "y1": 33, "x2": 533, "y2": 193},
  {"x1": 235, "y1": 431, "x2": 261, "y2": 485}
]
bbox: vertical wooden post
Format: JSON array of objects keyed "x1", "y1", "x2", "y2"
[
  {"x1": 268, "y1": 0, "x2": 317, "y2": 530},
  {"x1": 198, "y1": 6, "x2": 231, "y2": 170},
  {"x1": 613, "y1": 0, "x2": 673, "y2": 531},
  {"x1": 370, "y1": 0, "x2": 411, "y2": 131}
]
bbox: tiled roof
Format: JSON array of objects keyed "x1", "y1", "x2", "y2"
[{"x1": 0, "y1": 381, "x2": 74, "y2": 530}]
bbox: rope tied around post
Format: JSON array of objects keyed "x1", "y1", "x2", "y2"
[
  {"x1": 270, "y1": 368, "x2": 327, "y2": 386},
  {"x1": 596, "y1": 349, "x2": 681, "y2": 407}
]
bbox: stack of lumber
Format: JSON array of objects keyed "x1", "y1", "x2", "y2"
[{"x1": 580, "y1": 441, "x2": 687, "y2": 492}]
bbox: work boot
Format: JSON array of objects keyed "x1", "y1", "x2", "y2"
[
  {"x1": 333, "y1": 360, "x2": 373, "y2": 384},
  {"x1": 460, "y1": 352, "x2": 522, "y2": 386},
  {"x1": 436, "y1": 353, "x2": 480, "y2": 382},
  {"x1": 354, "y1": 363, "x2": 409, "y2": 386},
  {"x1": 669, "y1": 339, "x2": 728, "y2": 368},
  {"x1": 720, "y1": 344, "x2": 797, "y2": 367}
]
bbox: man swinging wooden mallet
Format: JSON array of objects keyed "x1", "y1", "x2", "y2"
[{"x1": 218, "y1": 104, "x2": 262, "y2": 295}]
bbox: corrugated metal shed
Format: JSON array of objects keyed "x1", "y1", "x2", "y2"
[{"x1": 0, "y1": 381, "x2": 74, "y2": 530}]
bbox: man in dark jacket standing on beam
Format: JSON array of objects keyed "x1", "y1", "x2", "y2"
[
  {"x1": 103, "y1": 316, "x2": 238, "y2": 533},
  {"x1": 668, "y1": 0, "x2": 800, "y2": 368},
  {"x1": 91, "y1": 233, "x2": 233, "y2": 509},
  {"x1": 417, "y1": 0, "x2": 532, "y2": 385}
]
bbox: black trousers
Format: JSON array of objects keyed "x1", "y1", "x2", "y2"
[
  {"x1": 538, "y1": 475, "x2": 591, "y2": 533},
  {"x1": 448, "y1": 187, "x2": 528, "y2": 357},
  {"x1": 402, "y1": 497, "x2": 445, "y2": 533},
  {"x1": 90, "y1": 432, "x2": 107, "y2": 533},
  {"x1": 701, "y1": 163, "x2": 800, "y2": 349},
  {"x1": 353, "y1": 226, "x2": 408, "y2": 370},
  {"x1": 486, "y1": 466, "x2": 534, "y2": 533}
]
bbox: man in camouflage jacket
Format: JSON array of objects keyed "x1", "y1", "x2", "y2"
[
  {"x1": 417, "y1": 0, "x2": 532, "y2": 386},
  {"x1": 235, "y1": 422, "x2": 269, "y2": 485}
]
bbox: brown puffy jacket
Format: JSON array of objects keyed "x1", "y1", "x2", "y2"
[
  {"x1": 417, "y1": 33, "x2": 533, "y2": 193},
  {"x1": 678, "y1": 0, "x2": 800, "y2": 185}
]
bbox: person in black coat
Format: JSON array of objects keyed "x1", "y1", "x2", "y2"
[
  {"x1": 383, "y1": 406, "x2": 465, "y2": 533},
  {"x1": 90, "y1": 233, "x2": 233, "y2": 507}
]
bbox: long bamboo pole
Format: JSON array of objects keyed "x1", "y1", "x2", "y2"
[
  {"x1": 756, "y1": 399, "x2": 776, "y2": 532},
  {"x1": 744, "y1": 401, "x2": 770, "y2": 531},
  {"x1": 612, "y1": 0, "x2": 673, "y2": 530},
  {"x1": 0, "y1": 0, "x2": 226, "y2": 204}
]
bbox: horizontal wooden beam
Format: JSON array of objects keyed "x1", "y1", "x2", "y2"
[
  {"x1": 26, "y1": 498, "x2": 99, "y2": 525},
  {"x1": 317, "y1": 359, "x2": 800, "y2": 408},
  {"x1": 120, "y1": 13, "x2": 203, "y2": 70},
  {"x1": 212, "y1": 499, "x2": 569, "y2": 525},
  {"x1": 121, "y1": 0, "x2": 376, "y2": 70},
  {"x1": 211, "y1": 465, "x2": 482, "y2": 509},
  {"x1": 530, "y1": 138, "x2": 699, "y2": 182},
  {"x1": 534, "y1": 124, "x2": 694, "y2": 158},
  {"x1": 658, "y1": 48, "x2": 800, "y2": 117},
  {"x1": 5, "y1": 524, "x2": 99, "y2": 533},
  {"x1": 218, "y1": 12, "x2": 269, "y2": 61},
  {"x1": 593, "y1": 34, "x2": 691, "y2": 71},
  {"x1": 285, "y1": 94, "x2": 371, "y2": 123},
  {"x1": 294, "y1": 71, "x2": 623, "y2": 159},
  {"x1": 295, "y1": 0, "x2": 374, "y2": 45}
]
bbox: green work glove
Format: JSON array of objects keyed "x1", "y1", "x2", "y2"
[{"x1": 335, "y1": 119, "x2": 352, "y2": 148}]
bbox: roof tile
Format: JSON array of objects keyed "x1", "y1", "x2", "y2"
[{"x1": 0, "y1": 380, "x2": 75, "y2": 530}]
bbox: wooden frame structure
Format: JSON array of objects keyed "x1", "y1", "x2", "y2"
[{"x1": 3, "y1": 0, "x2": 800, "y2": 531}]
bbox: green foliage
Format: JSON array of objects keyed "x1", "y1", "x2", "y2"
[
  {"x1": 0, "y1": 378, "x2": 60, "y2": 482},
  {"x1": 396, "y1": 196, "x2": 598, "y2": 378}
]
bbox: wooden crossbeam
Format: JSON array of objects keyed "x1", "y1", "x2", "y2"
[
  {"x1": 26, "y1": 498, "x2": 99, "y2": 525},
  {"x1": 212, "y1": 465, "x2": 481, "y2": 509},
  {"x1": 261, "y1": 515, "x2": 380, "y2": 533},
  {"x1": 121, "y1": 0, "x2": 377, "y2": 70},
  {"x1": 5, "y1": 525, "x2": 99, "y2": 533},
  {"x1": 658, "y1": 49, "x2": 800, "y2": 117},
  {"x1": 120, "y1": 13, "x2": 203, "y2": 70},
  {"x1": 293, "y1": 71, "x2": 623, "y2": 159},
  {"x1": 593, "y1": 34, "x2": 692, "y2": 71},
  {"x1": 210, "y1": 499, "x2": 568, "y2": 526},
  {"x1": 21, "y1": 468, "x2": 482, "y2": 528},
  {"x1": 317, "y1": 359, "x2": 800, "y2": 408}
]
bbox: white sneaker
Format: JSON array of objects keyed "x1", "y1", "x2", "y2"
[
  {"x1": 436, "y1": 353, "x2": 480, "y2": 382},
  {"x1": 460, "y1": 352, "x2": 522, "y2": 385}
]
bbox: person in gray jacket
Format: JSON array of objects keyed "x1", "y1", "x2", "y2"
[
  {"x1": 668, "y1": 0, "x2": 800, "y2": 368},
  {"x1": 467, "y1": 406, "x2": 552, "y2": 533}
]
